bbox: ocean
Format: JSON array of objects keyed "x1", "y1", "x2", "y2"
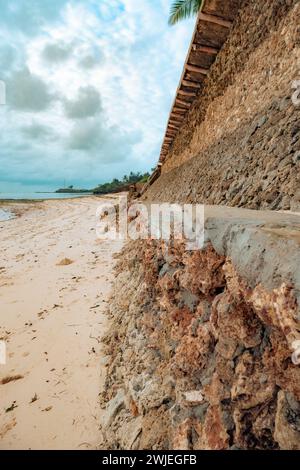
[
  {"x1": 0, "y1": 208, "x2": 15, "y2": 221},
  {"x1": 0, "y1": 192, "x2": 93, "y2": 200}
]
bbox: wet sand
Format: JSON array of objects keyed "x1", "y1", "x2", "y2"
[{"x1": 0, "y1": 196, "x2": 123, "y2": 449}]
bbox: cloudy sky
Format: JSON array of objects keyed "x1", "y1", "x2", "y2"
[{"x1": 0, "y1": 0, "x2": 194, "y2": 192}]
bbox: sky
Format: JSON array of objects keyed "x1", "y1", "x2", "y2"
[{"x1": 0, "y1": 0, "x2": 195, "y2": 192}]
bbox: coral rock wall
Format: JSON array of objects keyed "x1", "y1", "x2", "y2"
[
  {"x1": 100, "y1": 235, "x2": 300, "y2": 450},
  {"x1": 98, "y1": 0, "x2": 300, "y2": 450},
  {"x1": 145, "y1": 0, "x2": 300, "y2": 211}
]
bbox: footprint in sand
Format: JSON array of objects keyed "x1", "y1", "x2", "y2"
[
  {"x1": 0, "y1": 418, "x2": 17, "y2": 439},
  {"x1": 1, "y1": 374, "x2": 24, "y2": 385}
]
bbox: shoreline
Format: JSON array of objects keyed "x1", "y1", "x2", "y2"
[{"x1": 0, "y1": 195, "x2": 94, "y2": 203}]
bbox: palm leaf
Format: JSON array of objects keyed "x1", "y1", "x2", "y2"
[{"x1": 168, "y1": 0, "x2": 203, "y2": 26}]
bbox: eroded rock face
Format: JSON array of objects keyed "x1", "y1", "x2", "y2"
[{"x1": 99, "y1": 239, "x2": 300, "y2": 450}]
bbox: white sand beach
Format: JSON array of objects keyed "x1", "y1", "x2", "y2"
[{"x1": 0, "y1": 197, "x2": 123, "y2": 449}]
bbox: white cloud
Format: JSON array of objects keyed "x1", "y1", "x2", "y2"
[
  {"x1": 7, "y1": 67, "x2": 54, "y2": 111},
  {"x1": 42, "y1": 42, "x2": 73, "y2": 62},
  {"x1": 21, "y1": 122, "x2": 56, "y2": 140},
  {"x1": 64, "y1": 86, "x2": 102, "y2": 119}
]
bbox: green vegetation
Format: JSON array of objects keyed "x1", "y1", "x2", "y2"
[
  {"x1": 93, "y1": 171, "x2": 150, "y2": 194},
  {"x1": 55, "y1": 171, "x2": 151, "y2": 195},
  {"x1": 55, "y1": 187, "x2": 91, "y2": 193},
  {"x1": 168, "y1": 0, "x2": 203, "y2": 25}
]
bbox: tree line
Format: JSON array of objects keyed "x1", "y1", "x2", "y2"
[{"x1": 93, "y1": 171, "x2": 150, "y2": 194}]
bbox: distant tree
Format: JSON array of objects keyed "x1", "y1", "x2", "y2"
[
  {"x1": 140, "y1": 172, "x2": 150, "y2": 183},
  {"x1": 168, "y1": 0, "x2": 203, "y2": 26},
  {"x1": 68, "y1": 185, "x2": 74, "y2": 189},
  {"x1": 93, "y1": 171, "x2": 151, "y2": 194}
]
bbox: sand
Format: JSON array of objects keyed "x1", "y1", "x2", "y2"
[{"x1": 0, "y1": 196, "x2": 123, "y2": 449}]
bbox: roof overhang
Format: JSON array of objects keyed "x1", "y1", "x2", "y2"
[{"x1": 159, "y1": 0, "x2": 241, "y2": 163}]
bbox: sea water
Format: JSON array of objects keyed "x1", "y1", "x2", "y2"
[
  {"x1": 0, "y1": 192, "x2": 93, "y2": 200},
  {"x1": 0, "y1": 208, "x2": 14, "y2": 221}
]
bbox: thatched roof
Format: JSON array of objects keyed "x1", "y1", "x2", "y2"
[{"x1": 159, "y1": 0, "x2": 241, "y2": 163}]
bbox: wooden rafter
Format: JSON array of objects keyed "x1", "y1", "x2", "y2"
[
  {"x1": 173, "y1": 107, "x2": 186, "y2": 113},
  {"x1": 178, "y1": 89, "x2": 197, "y2": 97},
  {"x1": 175, "y1": 99, "x2": 191, "y2": 108},
  {"x1": 198, "y1": 12, "x2": 232, "y2": 28},
  {"x1": 191, "y1": 44, "x2": 219, "y2": 54},
  {"x1": 185, "y1": 64, "x2": 208, "y2": 75},
  {"x1": 182, "y1": 79, "x2": 201, "y2": 88}
]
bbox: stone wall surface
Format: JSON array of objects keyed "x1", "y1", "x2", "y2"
[
  {"x1": 99, "y1": 208, "x2": 300, "y2": 450},
  {"x1": 145, "y1": 0, "x2": 300, "y2": 211},
  {"x1": 98, "y1": 0, "x2": 300, "y2": 450}
]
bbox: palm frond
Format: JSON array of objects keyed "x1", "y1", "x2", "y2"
[{"x1": 168, "y1": 0, "x2": 203, "y2": 26}]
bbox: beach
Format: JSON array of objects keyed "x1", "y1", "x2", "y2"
[{"x1": 0, "y1": 196, "x2": 123, "y2": 449}]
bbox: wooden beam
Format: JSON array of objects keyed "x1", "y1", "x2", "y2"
[
  {"x1": 185, "y1": 64, "x2": 209, "y2": 75},
  {"x1": 191, "y1": 44, "x2": 219, "y2": 55},
  {"x1": 168, "y1": 124, "x2": 180, "y2": 130},
  {"x1": 166, "y1": 131, "x2": 177, "y2": 136},
  {"x1": 169, "y1": 117, "x2": 183, "y2": 123},
  {"x1": 166, "y1": 133, "x2": 176, "y2": 138},
  {"x1": 199, "y1": 12, "x2": 232, "y2": 28},
  {"x1": 182, "y1": 79, "x2": 201, "y2": 88},
  {"x1": 175, "y1": 99, "x2": 191, "y2": 108},
  {"x1": 172, "y1": 113, "x2": 185, "y2": 119},
  {"x1": 170, "y1": 113, "x2": 184, "y2": 120},
  {"x1": 169, "y1": 120, "x2": 183, "y2": 126},
  {"x1": 173, "y1": 107, "x2": 186, "y2": 114},
  {"x1": 170, "y1": 112, "x2": 184, "y2": 119},
  {"x1": 178, "y1": 89, "x2": 197, "y2": 97}
]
